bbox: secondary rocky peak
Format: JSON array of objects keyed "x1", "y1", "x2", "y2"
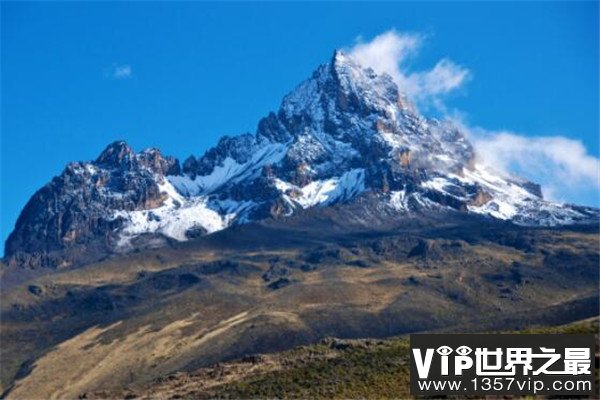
[
  {"x1": 95, "y1": 140, "x2": 136, "y2": 167},
  {"x1": 95, "y1": 141, "x2": 180, "y2": 176},
  {"x1": 137, "y1": 148, "x2": 180, "y2": 176}
]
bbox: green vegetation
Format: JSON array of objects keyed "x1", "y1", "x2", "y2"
[
  {"x1": 218, "y1": 341, "x2": 411, "y2": 399},
  {"x1": 216, "y1": 338, "x2": 409, "y2": 398},
  {"x1": 215, "y1": 318, "x2": 598, "y2": 399}
]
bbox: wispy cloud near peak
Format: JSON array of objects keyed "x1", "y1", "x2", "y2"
[
  {"x1": 348, "y1": 30, "x2": 470, "y2": 110},
  {"x1": 456, "y1": 119, "x2": 600, "y2": 205}
]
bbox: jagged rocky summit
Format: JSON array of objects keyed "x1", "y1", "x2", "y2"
[{"x1": 5, "y1": 51, "x2": 598, "y2": 268}]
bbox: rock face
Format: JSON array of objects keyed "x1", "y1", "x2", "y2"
[
  {"x1": 4, "y1": 142, "x2": 179, "y2": 268},
  {"x1": 4, "y1": 51, "x2": 598, "y2": 268}
]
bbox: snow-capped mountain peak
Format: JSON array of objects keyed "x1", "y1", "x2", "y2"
[{"x1": 5, "y1": 50, "x2": 598, "y2": 268}]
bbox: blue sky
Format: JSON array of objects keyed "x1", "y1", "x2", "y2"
[{"x1": 2, "y1": 1, "x2": 598, "y2": 248}]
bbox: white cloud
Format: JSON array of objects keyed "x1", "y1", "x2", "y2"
[
  {"x1": 108, "y1": 64, "x2": 132, "y2": 79},
  {"x1": 349, "y1": 30, "x2": 421, "y2": 85},
  {"x1": 417, "y1": 59, "x2": 471, "y2": 96},
  {"x1": 348, "y1": 30, "x2": 470, "y2": 109},
  {"x1": 464, "y1": 125, "x2": 600, "y2": 204}
]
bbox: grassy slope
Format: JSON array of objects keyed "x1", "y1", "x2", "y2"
[
  {"x1": 1, "y1": 216, "x2": 598, "y2": 398},
  {"x1": 87, "y1": 318, "x2": 598, "y2": 399}
]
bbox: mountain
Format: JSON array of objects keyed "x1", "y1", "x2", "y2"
[
  {"x1": 4, "y1": 50, "x2": 598, "y2": 271},
  {"x1": 1, "y1": 49, "x2": 599, "y2": 398}
]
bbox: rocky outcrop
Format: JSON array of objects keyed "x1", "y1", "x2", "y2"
[
  {"x1": 469, "y1": 190, "x2": 493, "y2": 207},
  {"x1": 4, "y1": 141, "x2": 179, "y2": 268}
]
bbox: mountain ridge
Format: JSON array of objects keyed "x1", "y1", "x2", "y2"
[{"x1": 4, "y1": 50, "x2": 598, "y2": 269}]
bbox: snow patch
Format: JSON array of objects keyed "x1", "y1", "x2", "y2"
[
  {"x1": 169, "y1": 143, "x2": 288, "y2": 196},
  {"x1": 277, "y1": 169, "x2": 366, "y2": 208},
  {"x1": 114, "y1": 180, "x2": 235, "y2": 246},
  {"x1": 389, "y1": 190, "x2": 408, "y2": 211}
]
